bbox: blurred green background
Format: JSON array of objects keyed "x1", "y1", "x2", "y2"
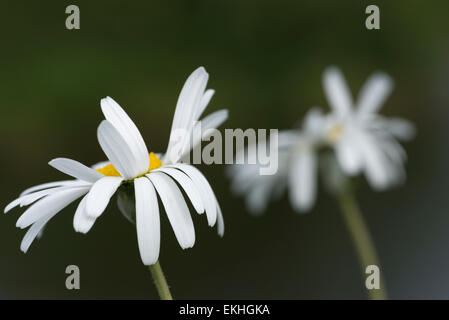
[{"x1": 0, "y1": 0, "x2": 448, "y2": 299}]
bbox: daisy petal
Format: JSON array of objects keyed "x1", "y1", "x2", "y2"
[
  {"x1": 5, "y1": 182, "x2": 90, "y2": 214},
  {"x1": 168, "y1": 163, "x2": 217, "y2": 227},
  {"x1": 48, "y1": 158, "x2": 103, "y2": 182},
  {"x1": 16, "y1": 187, "x2": 89, "y2": 229},
  {"x1": 174, "y1": 67, "x2": 209, "y2": 132},
  {"x1": 303, "y1": 107, "x2": 326, "y2": 137},
  {"x1": 134, "y1": 177, "x2": 160, "y2": 265},
  {"x1": 146, "y1": 171, "x2": 195, "y2": 249},
  {"x1": 20, "y1": 215, "x2": 52, "y2": 253},
  {"x1": 323, "y1": 67, "x2": 353, "y2": 117},
  {"x1": 165, "y1": 67, "x2": 209, "y2": 164},
  {"x1": 4, "y1": 198, "x2": 22, "y2": 214},
  {"x1": 277, "y1": 131, "x2": 303, "y2": 149},
  {"x1": 335, "y1": 136, "x2": 362, "y2": 175},
  {"x1": 357, "y1": 73, "x2": 393, "y2": 115},
  {"x1": 154, "y1": 167, "x2": 205, "y2": 214},
  {"x1": 21, "y1": 184, "x2": 89, "y2": 208},
  {"x1": 246, "y1": 183, "x2": 273, "y2": 215},
  {"x1": 288, "y1": 146, "x2": 317, "y2": 212},
  {"x1": 181, "y1": 109, "x2": 229, "y2": 159},
  {"x1": 197, "y1": 109, "x2": 228, "y2": 135},
  {"x1": 73, "y1": 195, "x2": 96, "y2": 234},
  {"x1": 358, "y1": 133, "x2": 390, "y2": 190},
  {"x1": 97, "y1": 120, "x2": 141, "y2": 179},
  {"x1": 85, "y1": 176, "x2": 123, "y2": 218},
  {"x1": 216, "y1": 196, "x2": 225, "y2": 237},
  {"x1": 20, "y1": 180, "x2": 76, "y2": 197},
  {"x1": 379, "y1": 117, "x2": 416, "y2": 141},
  {"x1": 101, "y1": 97, "x2": 149, "y2": 173},
  {"x1": 194, "y1": 89, "x2": 215, "y2": 120}
]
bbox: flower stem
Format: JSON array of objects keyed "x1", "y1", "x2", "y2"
[
  {"x1": 149, "y1": 260, "x2": 173, "y2": 300},
  {"x1": 337, "y1": 183, "x2": 387, "y2": 300}
]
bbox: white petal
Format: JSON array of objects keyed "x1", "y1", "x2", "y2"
[
  {"x1": 376, "y1": 138, "x2": 406, "y2": 187},
  {"x1": 335, "y1": 135, "x2": 363, "y2": 175},
  {"x1": 231, "y1": 172, "x2": 260, "y2": 195},
  {"x1": 5, "y1": 182, "x2": 91, "y2": 214},
  {"x1": 194, "y1": 89, "x2": 215, "y2": 120},
  {"x1": 4, "y1": 198, "x2": 22, "y2": 214},
  {"x1": 246, "y1": 183, "x2": 273, "y2": 215},
  {"x1": 101, "y1": 97, "x2": 149, "y2": 173},
  {"x1": 146, "y1": 171, "x2": 195, "y2": 249},
  {"x1": 167, "y1": 163, "x2": 217, "y2": 227},
  {"x1": 288, "y1": 146, "x2": 317, "y2": 212},
  {"x1": 97, "y1": 120, "x2": 142, "y2": 179},
  {"x1": 85, "y1": 176, "x2": 123, "y2": 218},
  {"x1": 20, "y1": 180, "x2": 75, "y2": 197},
  {"x1": 379, "y1": 117, "x2": 416, "y2": 141},
  {"x1": 73, "y1": 195, "x2": 96, "y2": 234},
  {"x1": 174, "y1": 67, "x2": 209, "y2": 132},
  {"x1": 197, "y1": 108, "x2": 228, "y2": 133},
  {"x1": 357, "y1": 73, "x2": 393, "y2": 115},
  {"x1": 323, "y1": 67, "x2": 353, "y2": 117},
  {"x1": 165, "y1": 67, "x2": 209, "y2": 164},
  {"x1": 16, "y1": 187, "x2": 89, "y2": 229},
  {"x1": 277, "y1": 130, "x2": 302, "y2": 149},
  {"x1": 303, "y1": 107, "x2": 327, "y2": 139},
  {"x1": 180, "y1": 109, "x2": 228, "y2": 159},
  {"x1": 36, "y1": 225, "x2": 46, "y2": 239},
  {"x1": 210, "y1": 191, "x2": 224, "y2": 237},
  {"x1": 228, "y1": 164, "x2": 260, "y2": 194},
  {"x1": 49, "y1": 158, "x2": 103, "y2": 182},
  {"x1": 20, "y1": 215, "x2": 52, "y2": 253},
  {"x1": 379, "y1": 135, "x2": 407, "y2": 163},
  {"x1": 20, "y1": 183, "x2": 89, "y2": 208},
  {"x1": 358, "y1": 133, "x2": 390, "y2": 190},
  {"x1": 216, "y1": 199, "x2": 225, "y2": 237},
  {"x1": 154, "y1": 167, "x2": 205, "y2": 214},
  {"x1": 134, "y1": 177, "x2": 160, "y2": 265}
]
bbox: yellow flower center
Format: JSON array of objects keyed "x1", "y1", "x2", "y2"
[
  {"x1": 96, "y1": 152, "x2": 162, "y2": 177},
  {"x1": 326, "y1": 124, "x2": 343, "y2": 144}
]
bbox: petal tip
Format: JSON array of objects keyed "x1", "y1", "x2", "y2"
[{"x1": 48, "y1": 158, "x2": 61, "y2": 167}]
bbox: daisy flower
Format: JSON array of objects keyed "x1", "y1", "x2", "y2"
[
  {"x1": 5, "y1": 67, "x2": 227, "y2": 269},
  {"x1": 322, "y1": 67, "x2": 415, "y2": 190},
  {"x1": 228, "y1": 67, "x2": 415, "y2": 299},
  {"x1": 229, "y1": 67, "x2": 415, "y2": 214}
]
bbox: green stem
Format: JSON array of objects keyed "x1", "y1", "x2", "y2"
[
  {"x1": 337, "y1": 183, "x2": 387, "y2": 300},
  {"x1": 149, "y1": 260, "x2": 173, "y2": 300}
]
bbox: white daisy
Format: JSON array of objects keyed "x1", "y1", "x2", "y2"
[
  {"x1": 5, "y1": 67, "x2": 227, "y2": 266},
  {"x1": 229, "y1": 67, "x2": 415, "y2": 213},
  {"x1": 322, "y1": 67, "x2": 415, "y2": 190}
]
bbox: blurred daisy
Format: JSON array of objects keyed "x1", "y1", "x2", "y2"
[
  {"x1": 5, "y1": 67, "x2": 227, "y2": 268},
  {"x1": 228, "y1": 67, "x2": 415, "y2": 299},
  {"x1": 322, "y1": 67, "x2": 415, "y2": 190},
  {"x1": 229, "y1": 67, "x2": 415, "y2": 214}
]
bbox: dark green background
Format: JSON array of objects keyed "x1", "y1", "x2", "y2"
[{"x1": 0, "y1": 1, "x2": 448, "y2": 299}]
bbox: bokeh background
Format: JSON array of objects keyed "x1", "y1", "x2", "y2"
[{"x1": 0, "y1": 0, "x2": 448, "y2": 299}]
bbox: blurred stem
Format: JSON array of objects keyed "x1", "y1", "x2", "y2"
[
  {"x1": 337, "y1": 182, "x2": 387, "y2": 300},
  {"x1": 149, "y1": 261, "x2": 173, "y2": 300}
]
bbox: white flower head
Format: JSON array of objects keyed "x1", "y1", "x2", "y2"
[
  {"x1": 322, "y1": 66, "x2": 415, "y2": 190},
  {"x1": 229, "y1": 67, "x2": 415, "y2": 214},
  {"x1": 5, "y1": 67, "x2": 227, "y2": 265}
]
